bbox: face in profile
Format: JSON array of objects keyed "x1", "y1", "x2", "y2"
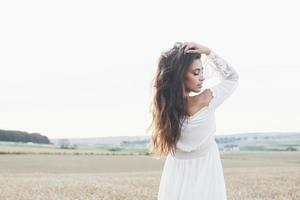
[{"x1": 184, "y1": 59, "x2": 205, "y2": 93}]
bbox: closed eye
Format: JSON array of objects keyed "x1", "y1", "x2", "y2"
[
  {"x1": 194, "y1": 71, "x2": 203, "y2": 75},
  {"x1": 193, "y1": 68, "x2": 203, "y2": 76}
]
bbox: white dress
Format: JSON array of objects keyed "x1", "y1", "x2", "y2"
[{"x1": 157, "y1": 50, "x2": 239, "y2": 200}]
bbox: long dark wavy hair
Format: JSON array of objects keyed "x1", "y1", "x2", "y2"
[{"x1": 146, "y1": 42, "x2": 202, "y2": 158}]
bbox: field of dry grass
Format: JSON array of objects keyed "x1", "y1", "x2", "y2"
[
  {"x1": 0, "y1": 148, "x2": 299, "y2": 199},
  {"x1": 0, "y1": 142, "x2": 148, "y2": 155}
]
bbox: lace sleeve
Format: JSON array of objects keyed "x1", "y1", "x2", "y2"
[{"x1": 203, "y1": 50, "x2": 239, "y2": 109}]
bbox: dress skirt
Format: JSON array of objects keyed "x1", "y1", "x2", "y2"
[{"x1": 157, "y1": 140, "x2": 227, "y2": 200}]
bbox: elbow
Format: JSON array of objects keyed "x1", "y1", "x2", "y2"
[
  {"x1": 226, "y1": 71, "x2": 239, "y2": 82},
  {"x1": 234, "y1": 73, "x2": 239, "y2": 89},
  {"x1": 225, "y1": 65, "x2": 239, "y2": 82},
  {"x1": 235, "y1": 73, "x2": 239, "y2": 82},
  {"x1": 232, "y1": 67, "x2": 239, "y2": 82}
]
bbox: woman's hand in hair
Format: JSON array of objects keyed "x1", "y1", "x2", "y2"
[{"x1": 182, "y1": 42, "x2": 211, "y2": 56}]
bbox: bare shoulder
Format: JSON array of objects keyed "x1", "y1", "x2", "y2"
[
  {"x1": 193, "y1": 89, "x2": 213, "y2": 106},
  {"x1": 203, "y1": 88, "x2": 213, "y2": 101}
]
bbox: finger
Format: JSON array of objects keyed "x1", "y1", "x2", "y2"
[
  {"x1": 182, "y1": 43, "x2": 187, "y2": 51},
  {"x1": 186, "y1": 49, "x2": 194, "y2": 54},
  {"x1": 184, "y1": 44, "x2": 190, "y2": 54},
  {"x1": 182, "y1": 42, "x2": 188, "y2": 48}
]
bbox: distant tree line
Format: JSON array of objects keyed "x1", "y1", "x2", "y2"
[
  {"x1": 58, "y1": 139, "x2": 77, "y2": 149},
  {"x1": 0, "y1": 129, "x2": 50, "y2": 144}
]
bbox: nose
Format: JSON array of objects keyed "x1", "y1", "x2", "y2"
[{"x1": 199, "y1": 75, "x2": 205, "y2": 81}]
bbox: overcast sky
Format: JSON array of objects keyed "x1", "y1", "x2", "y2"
[{"x1": 0, "y1": 0, "x2": 299, "y2": 139}]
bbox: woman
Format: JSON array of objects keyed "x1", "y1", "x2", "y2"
[{"x1": 147, "y1": 41, "x2": 239, "y2": 199}]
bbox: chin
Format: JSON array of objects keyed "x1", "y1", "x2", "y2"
[{"x1": 193, "y1": 88, "x2": 201, "y2": 93}]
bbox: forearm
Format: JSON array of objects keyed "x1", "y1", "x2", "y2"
[
  {"x1": 206, "y1": 50, "x2": 239, "y2": 81},
  {"x1": 205, "y1": 50, "x2": 239, "y2": 110}
]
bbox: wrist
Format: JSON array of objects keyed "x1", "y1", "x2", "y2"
[{"x1": 203, "y1": 48, "x2": 211, "y2": 56}]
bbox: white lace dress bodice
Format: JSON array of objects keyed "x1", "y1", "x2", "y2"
[{"x1": 174, "y1": 50, "x2": 239, "y2": 157}]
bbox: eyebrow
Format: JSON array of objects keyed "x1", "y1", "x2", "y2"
[{"x1": 193, "y1": 67, "x2": 203, "y2": 71}]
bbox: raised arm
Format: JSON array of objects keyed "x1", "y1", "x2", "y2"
[{"x1": 204, "y1": 50, "x2": 239, "y2": 109}]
